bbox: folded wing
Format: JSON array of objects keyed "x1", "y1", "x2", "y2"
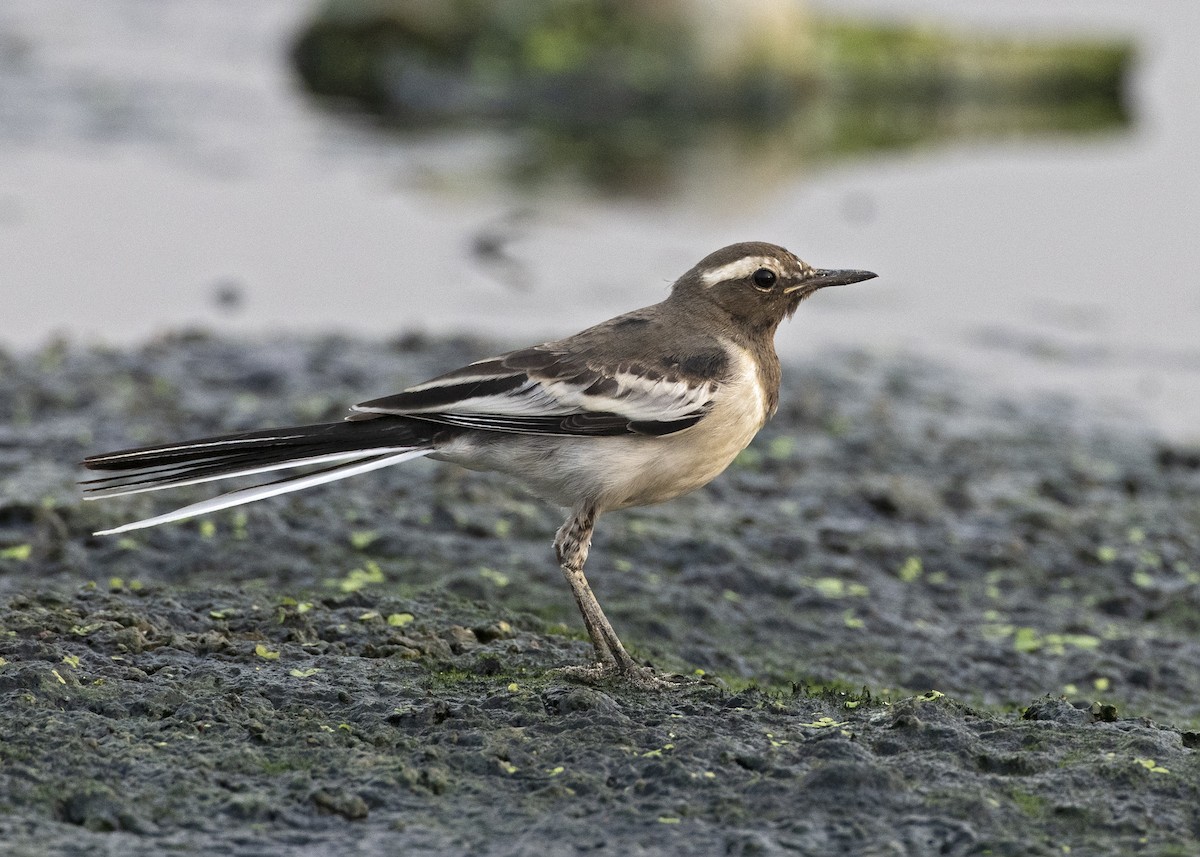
[{"x1": 349, "y1": 345, "x2": 721, "y2": 437}]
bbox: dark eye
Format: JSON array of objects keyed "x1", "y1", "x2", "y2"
[{"x1": 752, "y1": 268, "x2": 777, "y2": 290}]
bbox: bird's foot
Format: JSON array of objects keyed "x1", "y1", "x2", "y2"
[{"x1": 551, "y1": 660, "x2": 699, "y2": 691}]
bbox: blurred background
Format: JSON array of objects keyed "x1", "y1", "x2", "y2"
[{"x1": 1, "y1": 0, "x2": 1196, "y2": 439}]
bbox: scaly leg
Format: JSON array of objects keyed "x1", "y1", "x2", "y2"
[{"x1": 553, "y1": 506, "x2": 643, "y2": 676}]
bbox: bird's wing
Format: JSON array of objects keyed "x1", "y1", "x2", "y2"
[{"x1": 348, "y1": 345, "x2": 724, "y2": 437}]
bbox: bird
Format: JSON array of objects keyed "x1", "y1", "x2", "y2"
[{"x1": 82, "y1": 242, "x2": 876, "y2": 685}]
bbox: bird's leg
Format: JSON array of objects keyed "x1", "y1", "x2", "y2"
[{"x1": 554, "y1": 506, "x2": 642, "y2": 676}]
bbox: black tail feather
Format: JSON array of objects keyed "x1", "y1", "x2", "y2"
[
  {"x1": 83, "y1": 418, "x2": 432, "y2": 470},
  {"x1": 81, "y1": 416, "x2": 438, "y2": 497}
]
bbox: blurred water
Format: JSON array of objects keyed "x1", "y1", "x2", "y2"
[{"x1": 1, "y1": 1, "x2": 1197, "y2": 440}]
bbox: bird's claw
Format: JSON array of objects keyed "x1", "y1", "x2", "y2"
[{"x1": 550, "y1": 661, "x2": 700, "y2": 691}]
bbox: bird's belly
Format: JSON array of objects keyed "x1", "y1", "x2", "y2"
[
  {"x1": 595, "y1": 427, "x2": 748, "y2": 509},
  {"x1": 432, "y1": 402, "x2": 763, "y2": 512},
  {"x1": 431, "y1": 347, "x2": 770, "y2": 511},
  {"x1": 602, "y1": 368, "x2": 768, "y2": 508}
]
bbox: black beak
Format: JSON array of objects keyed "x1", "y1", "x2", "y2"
[
  {"x1": 784, "y1": 268, "x2": 877, "y2": 295},
  {"x1": 800, "y1": 268, "x2": 878, "y2": 291}
]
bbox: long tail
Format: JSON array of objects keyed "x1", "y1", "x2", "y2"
[{"x1": 81, "y1": 418, "x2": 435, "y2": 535}]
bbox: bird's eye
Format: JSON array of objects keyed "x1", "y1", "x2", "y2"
[{"x1": 752, "y1": 268, "x2": 777, "y2": 290}]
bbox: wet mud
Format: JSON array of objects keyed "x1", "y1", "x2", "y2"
[{"x1": 1, "y1": 333, "x2": 1198, "y2": 855}]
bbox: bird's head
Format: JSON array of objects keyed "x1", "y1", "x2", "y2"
[{"x1": 672, "y1": 242, "x2": 877, "y2": 335}]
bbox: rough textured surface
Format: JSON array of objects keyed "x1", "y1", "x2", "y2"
[{"x1": 1, "y1": 333, "x2": 1198, "y2": 855}]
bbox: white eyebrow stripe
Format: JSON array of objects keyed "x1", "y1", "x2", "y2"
[{"x1": 699, "y1": 256, "x2": 779, "y2": 286}]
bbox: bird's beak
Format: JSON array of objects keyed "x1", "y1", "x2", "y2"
[{"x1": 785, "y1": 268, "x2": 878, "y2": 294}]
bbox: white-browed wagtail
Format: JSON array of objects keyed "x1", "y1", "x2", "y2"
[{"x1": 83, "y1": 242, "x2": 876, "y2": 684}]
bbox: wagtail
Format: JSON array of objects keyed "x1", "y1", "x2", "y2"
[{"x1": 83, "y1": 242, "x2": 876, "y2": 684}]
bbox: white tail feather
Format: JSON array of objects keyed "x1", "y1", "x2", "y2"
[
  {"x1": 83, "y1": 447, "x2": 414, "y2": 499},
  {"x1": 94, "y1": 449, "x2": 430, "y2": 536}
]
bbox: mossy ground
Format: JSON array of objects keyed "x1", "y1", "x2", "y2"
[{"x1": 1, "y1": 334, "x2": 1198, "y2": 854}]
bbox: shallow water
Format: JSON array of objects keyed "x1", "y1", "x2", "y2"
[{"x1": 1, "y1": 0, "x2": 1197, "y2": 439}]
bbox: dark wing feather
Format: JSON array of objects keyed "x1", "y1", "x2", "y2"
[{"x1": 350, "y1": 344, "x2": 722, "y2": 437}]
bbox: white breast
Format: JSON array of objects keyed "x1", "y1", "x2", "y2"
[{"x1": 587, "y1": 345, "x2": 769, "y2": 509}]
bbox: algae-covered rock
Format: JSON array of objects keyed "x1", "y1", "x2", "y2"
[
  {"x1": 291, "y1": 0, "x2": 821, "y2": 121},
  {"x1": 2, "y1": 335, "x2": 1199, "y2": 854},
  {"x1": 289, "y1": 0, "x2": 1132, "y2": 191},
  {"x1": 292, "y1": 0, "x2": 1130, "y2": 122}
]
